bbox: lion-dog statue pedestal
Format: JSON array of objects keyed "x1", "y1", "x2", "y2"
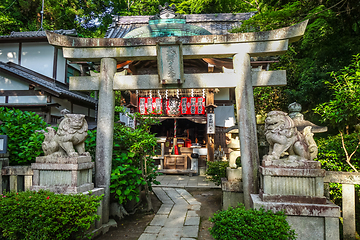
[
  {"x1": 31, "y1": 114, "x2": 96, "y2": 194},
  {"x1": 31, "y1": 114, "x2": 112, "y2": 233},
  {"x1": 251, "y1": 111, "x2": 340, "y2": 240}
]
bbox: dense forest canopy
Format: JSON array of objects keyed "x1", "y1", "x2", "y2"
[{"x1": 1, "y1": 0, "x2": 359, "y2": 125}]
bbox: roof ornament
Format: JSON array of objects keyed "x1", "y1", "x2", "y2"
[{"x1": 150, "y1": 2, "x2": 185, "y2": 20}]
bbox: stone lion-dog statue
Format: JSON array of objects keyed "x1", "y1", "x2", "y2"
[
  {"x1": 264, "y1": 111, "x2": 318, "y2": 161},
  {"x1": 42, "y1": 114, "x2": 90, "y2": 158}
]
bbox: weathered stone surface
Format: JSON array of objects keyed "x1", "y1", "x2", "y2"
[
  {"x1": 138, "y1": 233, "x2": 158, "y2": 240},
  {"x1": 226, "y1": 167, "x2": 242, "y2": 181},
  {"x1": 222, "y1": 191, "x2": 244, "y2": 210},
  {"x1": 73, "y1": 70, "x2": 286, "y2": 91},
  {"x1": 324, "y1": 171, "x2": 360, "y2": 184},
  {"x1": 184, "y1": 216, "x2": 200, "y2": 226},
  {"x1": 2, "y1": 165, "x2": 33, "y2": 175},
  {"x1": 31, "y1": 157, "x2": 94, "y2": 194},
  {"x1": 262, "y1": 159, "x2": 321, "y2": 169},
  {"x1": 144, "y1": 226, "x2": 162, "y2": 234},
  {"x1": 35, "y1": 155, "x2": 91, "y2": 164},
  {"x1": 234, "y1": 53, "x2": 259, "y2": 209},
  {"x1": 264, "y1": 111, "x2": 317, "y2": 161},
  {"x1": 251, "y1": 194, "x2": 340, "y2": 217},
  {"x1": 221, "y1": 178, "x2": 243, "y2": 192},
  {"x1": 31, "y1": 162, "x2": 94, "y2": 170},
  {"x1": 150, "y1": 215, "x2": 168, "y2": 226},
  {"x1": 158, "y1": 227, "x2": 182, "y2": 239},
  {"x1": 95, "y1": 58, "x2": 117, "y2": 224},
  {"x1": 260, "y1": 192, "x2": 326, "y2": 204},
  {"x1": 287, "y1": 216, "x2": 339, "y2": 240},
  {"x1": 342, "y1": 184, "x2": 356, "y2": 240},
  {"x1": 182, "y1": 226, "x2": 199, "y2": 238},
  {"x1": 46, "y1": 20, "x2": 308, "y2": 49},
  {"x1": 41, "y1": 114, "x2": 89, "y2": 158},
  {"x1": 260, "y1": 166, "x2": 325, "y2": 177}
]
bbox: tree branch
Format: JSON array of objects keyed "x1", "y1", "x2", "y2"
[{"x1": 340, "y1": 131, "x2": 359, "y2": 172}]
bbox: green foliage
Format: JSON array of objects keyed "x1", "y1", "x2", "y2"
[
  {"x1": 206, "y1": 158, "x2": 241, "y2": 185},
  {"x1": 0, "y1": 189, "x2": 102, "y2": 240},
  {"x1": 111, "y1": 150, "x2": 146, "y2": 204},
  {"x1": 316, "y1": 133, "x2": 360, "y2": 172},
  {"x1": 85, "y1": 129, "x2": 97, "y2": 161},
  {"x1": 315, "y1": 133, "x2": 360, "y2": 204},
  {"x1": 0, "y1": 108, "x2": 48, "y2": 165},
  {"x1": 116, "y1": 0, "x2": 255, "y2": 16},
  {"x1": 206, "y1": 161, "x2": 229, "y2": 186},
  {"x1": 209, "y1": 204, "x2": 296, "y2": 240},
  {"x1": 231, "y1": 0, "x2": 360, "y2": 114},
  {"x1": 110, "y1": 108, "x2": 161, "y2": 205},
  {"x1": 314, "y1": 54, "x2": 360, "y2": 131},
  {"x1": 0, "y1": 0, "x2": 113, "y2": 37}
]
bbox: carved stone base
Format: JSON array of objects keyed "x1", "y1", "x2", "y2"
[
  {"x1": 251, "y1": 194, "x2": 340, "y2": 240},
  {"x1": 260, "y1": 159, "x2": 326, "y2": 204},
  {"x1": 31, "y1": 156, "x2": 94, "y2": 194}
]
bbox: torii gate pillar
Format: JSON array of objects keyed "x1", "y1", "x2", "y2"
[
  {"x1": 234, "y1": 53, "x2": 259, "y2": 208},
  {"x1": 96, "y1": 58, "x2": 116, "y2": 222}
]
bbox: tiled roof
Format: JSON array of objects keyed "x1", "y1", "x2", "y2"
[
  {"x1": 105, "y1": 12, "x2": 256, "y2": 38},
  {"x1": 0, "y1": 61, "x2": 97, "y2": 105},
  {"x1": 0, "y1": 29, "x2": 77, "y2": 39}
]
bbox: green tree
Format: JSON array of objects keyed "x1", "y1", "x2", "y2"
[
  {"x1": 314, "y1": 54, "x2": 360, "y2": 171},
  {"x1": 0, "y1": 0, "x2": 113, "y2": 37},
  {"x1": 232, "y1": 0, "x2": 360, "y2": 115}
]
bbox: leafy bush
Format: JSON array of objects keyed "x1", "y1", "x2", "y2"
[
  {"x1": 206, "y1": 158, "x2": 241, "y2": 186},
  {"x1": 0, "y1": 108, "x2": 48, "y2": 165},
  {"x1": 209, "y1": 205, "x2": 296, "y2": 240},
  {"x1": 0, "y1": 190, "x2": 102, "y2": 240},
  {"x1": 110, "y1": 110, "x2": 161, "y2": 207}
]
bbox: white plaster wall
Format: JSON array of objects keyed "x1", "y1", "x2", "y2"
[
  {"x1": 8, "y1": 95, "x2": 47, "y2": 103},
  {"x1": 0, "y1": 96, "x2": 5, "y2": 103},
  {"x1": 0, "y1": 73, "x2": 28, "y2": 90},
  {"x1": 56, "y1": 48, "x2": 66, "y2": 83},
  {"x1": 0, "y1": 43, "x2": 19, "y2": 63},
  {"x1": 22, "y1": 42, "x2": 54, "y2": 78},
  {"x1": 73, "y1": 104, "x2": 89, "y2": 115},
  {"x1": 215, "y1": 88, "x2": 230, "y2": 100}
]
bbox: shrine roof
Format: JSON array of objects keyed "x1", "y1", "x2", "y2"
[
  {"x1": 0, "y1": 61, "x2": 97, "y2": 105},
  {"x1": 0, "y1": 29, "x2": 77, "y2": 42},
  {"x1": 105, "y1": 12, "x2": 256, "y2": 38}
]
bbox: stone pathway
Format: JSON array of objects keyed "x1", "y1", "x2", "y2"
[
  {"x1": 138, "y1": 187, "x2": 201, "y2": 240},
  {"x1": 156, "y1": 175, "x2": 220, "y2": 189}
]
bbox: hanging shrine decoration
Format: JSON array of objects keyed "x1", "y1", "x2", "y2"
[
  {"x1": 139, "y1": 96, "x2": 205, "y2": 115},
  {"x1": 180, "y1": 97, "x2": 205, "y2": 115},
  {"x1": 138, "y1": 97, "x2": 162, "y2": 115},
  {"x1": 166, "y1": 98, "x2": 181, "y2": 116}
]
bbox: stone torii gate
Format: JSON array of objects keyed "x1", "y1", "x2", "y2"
[{"x1": 46, "y1": 20, "x2": 307, "y2": 223}]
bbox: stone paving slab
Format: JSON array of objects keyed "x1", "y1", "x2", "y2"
[
  {"x1": 156, "y1": 175, "x2": 220, "y2": 189},
  {"x1": 144, "y1": 186, "x2": 202, "y2": 239},
  {"x1": 138, "y1": 233, "x2": 157, "y2": 240},
  {"x1": 184, "y1": 216, "x2": 200, "y2": 226}
]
